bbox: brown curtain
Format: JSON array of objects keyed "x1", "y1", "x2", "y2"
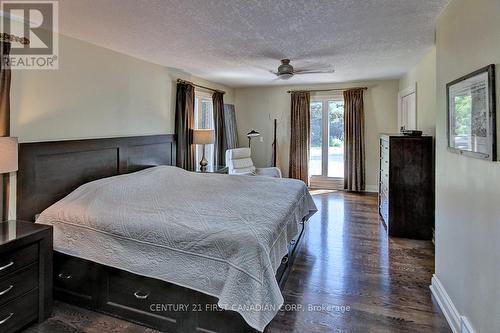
[
  {"x1": 343, "y1": 89, "x2": 365, "y2": 191},
  {"x1": 212, "y1": 91, "x2": 225, "y2": 166},
  {"x1": 175, "y1": 82, "x2": 196, "y2": 171},
  {"x1": 289, "y1": 92, "x2": 310, "y2": 185},
  {"x1": 0, "y1": 42, "x2": 11, "y2": 136}
]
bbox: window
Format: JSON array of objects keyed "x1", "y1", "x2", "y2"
[
  {"x1": 309, "y1": 96, "x2": 345, "y2": 186},
  {"x1": 194, "y1": 92, "x2": 214, "y2": 170}
]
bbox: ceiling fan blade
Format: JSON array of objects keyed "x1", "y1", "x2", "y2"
[{"x1": 294, "y1": 69, "x2": 335, "y2": 74}]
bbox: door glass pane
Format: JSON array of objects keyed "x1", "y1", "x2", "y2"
[
  {"x1": 310, "y1": 101, "x2": 323, "y2": 176},
  {"x1": 328, "y1": 100, "x2": 344, "y2": 178}
]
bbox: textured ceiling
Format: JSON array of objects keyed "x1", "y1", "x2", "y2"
[{"x1": 58, "y1": 0, "x2": 449, "y2": 87}]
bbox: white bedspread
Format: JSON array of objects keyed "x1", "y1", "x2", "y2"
[{"x1": 37, "y1": 166, "x2": 316, "y2": 331}]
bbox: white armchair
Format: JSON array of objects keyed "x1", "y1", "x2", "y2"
[{"x1": 225, "y1": 148, "x2": 282, "y2": 178}]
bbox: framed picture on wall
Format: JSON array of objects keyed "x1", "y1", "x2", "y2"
[{"x1": 447, "y1": 64, "x2": 496, "y2": 161}]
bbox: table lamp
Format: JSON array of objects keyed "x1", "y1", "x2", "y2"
[
  {"x1": 0, "y1": 137, "x2": 18, "y2": 220},
  {"x1": 193, "y1": 129, "x2": 215, "y2": 172}
]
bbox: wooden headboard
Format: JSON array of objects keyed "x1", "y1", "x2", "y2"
[{"x1": 17, "y1": 134, "x2": 176, "y2": 221}]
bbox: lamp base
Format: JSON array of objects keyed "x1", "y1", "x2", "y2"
[{"x1": 199, "y1": 144, "x2": 208, "y2": 172}]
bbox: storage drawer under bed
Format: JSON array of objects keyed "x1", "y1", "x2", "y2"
[{"x1": 54, "y1": 253, "x2": 93, "y2": 307}]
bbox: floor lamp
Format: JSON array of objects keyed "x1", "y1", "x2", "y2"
[
  {"x1": 247, "y1": 129, "x2": 260, "y2": 148},
  {"x1": 0, "y1": 137, "x2": 18, "y2": 221}
]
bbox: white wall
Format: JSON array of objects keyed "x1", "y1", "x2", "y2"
[
  {"x1": 434, "y1": 0, "x2": 500, "y2": 332},
  {"x1": 10, "y1": 33, "x2": 234, "y2": 143},
  {"x1": 399, "y1": 47, "x2": 437, "y2": 136},
  {"x1": 234, "y1": 80, "x2": 399, "y2": 189},
  {"x1": 2, "y1": 26, "x2": 233, "y2": 218}
]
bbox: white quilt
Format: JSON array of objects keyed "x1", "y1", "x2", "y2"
[{"x1": 37, "y1": 166, "x2": 317, "y2": 331}]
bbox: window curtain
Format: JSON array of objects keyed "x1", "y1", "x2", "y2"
[
  {"x1": 0, "y1": 41, "x2": 11, "y2": 136},
  {"x1": 0, "y1": 41, "x2": 11, "y2": 220},
  {"x1": 175, "y1": 82, "x2": 196, "y2": 171},
  {"x1": 212, "y1": 91, "x2": 225, "y2": 166},
  {"x1": 289, "y1": 91, "x2": 310, "y2": 185},
  {"x1": 223, "y1": 104, "x2": 238, "y2": 150},
  {"x1": 343, "y1": 89, "x2": 365, "y2": 191}
]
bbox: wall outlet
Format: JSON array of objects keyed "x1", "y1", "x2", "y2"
[{"x1": 259, "y1": 137, "x2": 263, "y2": 142}]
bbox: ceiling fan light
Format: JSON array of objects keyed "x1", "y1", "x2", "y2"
[{"x1": 279, "y1": 73, "x2": 293, "y2": 80}]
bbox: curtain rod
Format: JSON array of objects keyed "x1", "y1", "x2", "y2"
[
  {"x1": 0, "y1": 33, "x2": 30, "y2": 45},
  {"x1": 177, "y1": 79, "x2": 225, "y2": 95},
  {"x1": 287, "y1": 87, "x2": 368, "y2": 93}
]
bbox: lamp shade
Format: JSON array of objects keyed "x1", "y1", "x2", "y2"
[
  {"x1": 0, "y1": 137, "x2": 18, "y2": 173},
  {"x1": 193, "y1": 129, "x2": 215, "y2": 145},
  {"x1": 246, "y1": 129, "x2": 260, "y2": 137}
]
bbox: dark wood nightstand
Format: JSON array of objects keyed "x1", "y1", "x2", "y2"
[
  {"x1": 0, "y1": 220, "x2": 53, "y2": 333},
  {"x1": 195, "y1": 165, "x2": 228, "y2": 174}
]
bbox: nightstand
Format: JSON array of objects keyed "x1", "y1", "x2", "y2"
[
  {"x1": 0, "y1": 220, "x2": 53, "y2": 333},
  {"x1": 195, "y1": 165, "x2": 228, "y2": 174}
]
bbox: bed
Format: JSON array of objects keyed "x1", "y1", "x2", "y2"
[{"x1": 16, "y1": 135, "x2": 316, "y2": 332}]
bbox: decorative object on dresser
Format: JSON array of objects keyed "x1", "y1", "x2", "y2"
[
  {"x1": 0, "y1": 220, "x2": 52, "y2": 333},
  {"x1": 0, "y1": 137, "x2": 18, "y2": 220},
  {"x1": 446, "y1": 64, "x2": 496, "y2": 161},
  {"x1": 378, "y1": 134, "x2": 434, "y2": 240},
  {"x1": 193, "y1": 129, "x2": 215, "y2": 172}
]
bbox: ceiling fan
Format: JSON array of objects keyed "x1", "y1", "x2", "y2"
[{"x1": 273, "y1": 59, "x2": 335, "y2": 79}]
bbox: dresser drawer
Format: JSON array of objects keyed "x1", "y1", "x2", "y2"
[
  {"x1": 0, "y1": 290, "x2": 38, "y2": 333},
  {"x1": 0, "y1": 263, "x2": 38, "y2": 307},
  {"x1": 0, "y1": 243, "x2": 38, "y2": 278},
  {"x1": 54, "y1": 253, "x2": 93, "y2": 304}
]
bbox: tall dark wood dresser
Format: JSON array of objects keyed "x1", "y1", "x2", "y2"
[{"x1": 379, "y1": 134, "x2": 434, "y2": 240}]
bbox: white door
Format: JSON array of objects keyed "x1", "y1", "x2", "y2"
[{"x1": 399, "y1": 87, "x2": 417, "y2": 131}]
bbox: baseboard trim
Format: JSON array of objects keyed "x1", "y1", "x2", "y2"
[
  {"x1": 430, "y1": 275, "x2": 460, "y2": 333},
  {"x1": 430, "y1": 275, "x2": 476, "y2": 333},
  {"x1": 365, "y1": 185, "x2": 378, "y2": 193},
  {"x1": 461, "y1": 317, "x2": 475, "y2": 333}
]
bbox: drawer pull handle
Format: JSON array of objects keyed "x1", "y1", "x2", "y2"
[
  {"x1": 58, "y1": 273, "x2": 72, "y2": 280},
  {"x1": 0, "y1": 285, "x2": 13, "y2": 296},
  {"x1": 0, "y1": 262, "x2": 13, "y2": 271},
  {"x1": 134, "y1": 291, "x2": 149, "y2": 300},
  {"x1": 0, "y1": 313, "x2": 13, "y2": 325},
  {"x1": 281, "y1": 256, "x2": 289, "y2": 265}
]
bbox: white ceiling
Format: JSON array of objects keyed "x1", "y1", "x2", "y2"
[{"x1": 58, "y1": 0, "x2": 448, "y2": 88}]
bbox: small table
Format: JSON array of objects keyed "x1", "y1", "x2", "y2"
[
  {"x1": 0, "y1": 220, "x2": 53, "y2": 332},
  {"x1": 195, "y1": 165, "x2": 228, "y2": 174}
]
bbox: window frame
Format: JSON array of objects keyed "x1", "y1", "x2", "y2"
[{"x1": 194, "y1": 90, "x2": 214, "y2": 171}]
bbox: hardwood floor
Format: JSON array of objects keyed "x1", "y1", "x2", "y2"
[
  {"x1": 24, "y1": 191, "x2": 450, "y2": 333},
  {"x1": 267, "y1": 191, "x2": 449, "y2": 333}
]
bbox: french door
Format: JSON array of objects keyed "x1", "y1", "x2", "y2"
[{"x1": 309, "y1": 97, "x2": 345, "y2": 188}]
